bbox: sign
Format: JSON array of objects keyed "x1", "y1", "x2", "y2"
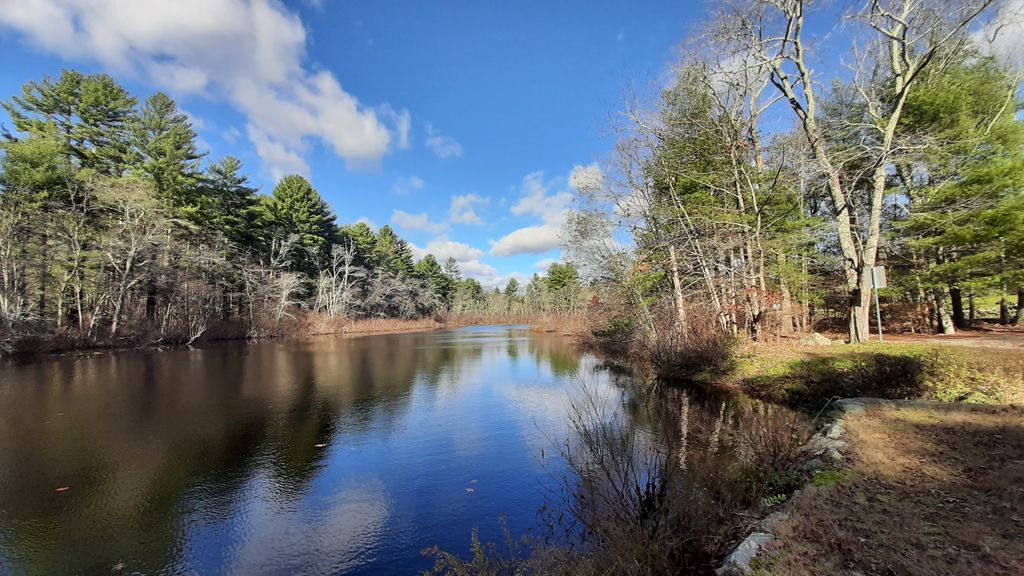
[{"x1": 871, "y1": 266, "x2": 887, "y2": 289}]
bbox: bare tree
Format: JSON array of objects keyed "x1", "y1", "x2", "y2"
[
  {"x1": 314, "y1": 240, "x2": 364, "y2": 318},
  {"x1": 717, "y1": 0, "x2": 995, "y2": 341},
  {"x1": 97, "y1": 181, "x2": 164, "y2": 338}
]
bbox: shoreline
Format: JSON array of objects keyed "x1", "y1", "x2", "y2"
[{"x1": 0, "y1": 315, "x2": 579, "y2": 362}]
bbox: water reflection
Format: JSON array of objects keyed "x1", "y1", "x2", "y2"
[{"x1": 0, "y1": 326, "x2": 585, "y2": 575}]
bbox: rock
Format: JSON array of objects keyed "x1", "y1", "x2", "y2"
[
  {"x1": 716, "y1": 532, "x2": 774, "y2": 576},
  {"x1": 836, "y1": 398, "x2": 866, "y2": 414},
  {"x1": 802, "y1": 458, "x2": 825, "y2": 473},
  {"x1": 799, "y1": 332, "x2": 832, "y2": 346},
  {"x1": 803, "y1": 435, "x2": 830, "y2": 455},
  {"x1": 759, "y1": 511, "x2": 790, "y2": 532},
  {"x1": 824, "y1": 422, "x2": 845, "y2": 439},
  {"x1": 824, "y1": 447, "x2": 843, "y2": 462}
]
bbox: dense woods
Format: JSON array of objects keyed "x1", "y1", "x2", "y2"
[
  {"x1": 571, "y1": 0, "x2": 1023, "y2": 369},
  {"x1": 0, "y1": 70, "x2": 583, "y2": 353}
]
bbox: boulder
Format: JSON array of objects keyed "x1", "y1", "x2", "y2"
[
  {"x1": 716, "y1": 532, "x2": 774, "y2": 576},
  {"x1": 799, "y1": 332, "x2": 832, "y2": 346},
  {"x1": 802, "y1": 458, "x2": 825, "y2": 473}
]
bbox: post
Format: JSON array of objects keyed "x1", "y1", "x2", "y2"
[{"x1": 871, "y1": 266, "x2": 884, "y2": 342}]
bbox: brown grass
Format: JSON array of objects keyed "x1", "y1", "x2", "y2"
[{"x1": 756, "y1": 403, "x2": 1024, "y2": 576}]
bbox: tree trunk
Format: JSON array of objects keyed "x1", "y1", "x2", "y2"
[
  {"x1": 1016, "y1": 288, "x2": 1023, "y2": 325},
  {"x1": 668, "y1": 245, "x2": 688, "y2": 340},
  {"x1": 999, "y1": 282, "x2": 1011, "y2": 325},
  {"x1": 933, "y1": 288, "x2": 955, "y2": 335},
  {"x1": 968, "y1": 293, "x2": 976, "y2": 328},
  {"x1": 146, "y1": 284, "x2": 157, "y2": 322},
  {"x1": 950, "y1": 286, "x2": 966, "y2": 329},
  {"x1": 848, "y1": 267, "x2": 872, "y2": 343}
]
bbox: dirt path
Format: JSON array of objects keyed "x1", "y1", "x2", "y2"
[
  {"x1": 756, "y1": 402, "x2": 1024, "y2": 576},
  {"x1": 883, "y1": 326, "x2": 1024, "y2": 350}
]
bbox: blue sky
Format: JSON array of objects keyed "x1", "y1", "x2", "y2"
[{"x1": 0, "y1": 0, "x2": 702, "y2": 288}]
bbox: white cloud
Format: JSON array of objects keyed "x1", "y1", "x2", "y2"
[
  {"x1": 355, "y1": 216, "x2": 377, "y2": 230},
  {"x1": 974, "y1": 0, "x2": 1024, "y2": 67},
  {"x1": 425, "y1": 123, "x2": 463, "y2": 159},
  {"x1": 410, "y1": 237, "x2": 484, "y2": 262},
  {"x1": 0, "y1": 0, "x2": 408, "y2": 178},
  {"x1": 489, "y1": 169, "x2": 583, "y2": 257},
  {"x1": 449, "y1": 193, "x2": 488, "y2": 225},
  {"x1": 222, "y1": 126, "x2": 242, "y2": 144},
  {"x1": 510, "y1": 171, "x2": 574, "y2": 225},
  {"x1": 409, "y1": 236, "x2": 511, "y2": 288},
  {"x1": 247, "y1": 125, "x2": 309, "y2": 181},
  {"x1": 381, "y1": 104, "x2": 411, "y2": 150},
  {"x1": 391, "y1": 210, "x2": 447, "y2": 234},
  {"x1": 393, "y1": 176, "x2": 425, "y2": 196},
  {"x1": 481, "y1": 271, "x2": 531, "y2": 292},
  {"x1": 490, "y1": 224, "x2": 562, "y2": 256},
  {"x1": 534, "y1": 257, "x2": 558, "y2": 270},
  {"x1": 181, "y1": 108, "x2": 206, "y2": 130},
  {"x1": 459, "y1": 260, "x2": 499, "y2": 280},
  {"x1": 569, "y1": 163, "x2": 604, "y2": 195}
]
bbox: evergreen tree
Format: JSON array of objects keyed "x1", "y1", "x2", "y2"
[
  {"x1": 204, "y1": 156, "x2": 259, "y2": 248},
  {"x1": 132, "y1": 92, "x2": 204, "y2": 220},
  {"x1": 504, "y1": 277, "x2": 521, "y2": 311},
  {"x1": 338, "y1": 222, "x2": 377, "y2": 268},
  {"x1": 373, "y1": 225, "x2": 414, "y2": 275},
  {"x1": 545, "y1": 262, "x2": 580, "y2": 292},
  {"x1": 3, "y1": 69, "x2": 136, "y2": 175},
  {"x1": 261, "y1": 175, "x2": 338, "y2": 274},
  {"x1": 899, "y1": 57, "x2": 1024, "y2": 326}
]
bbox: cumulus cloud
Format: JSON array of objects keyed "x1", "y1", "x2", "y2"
[
  {"x1": 568, "y1": 162, "x2": 604, "y2": 195},
  {"x1": 247, "y1": 125, "x2": 309, "y2": 180},
  {"x1": 380, "y1": 104, "x2": 412, "y2": 150},
  {"x1": 490, "y1": 225, "x2": 562, "y2": 256},
  {"x1": 391, "y1": 210, "x2": 447, "y2": 234},
  {"x1": 449, "y1": 193, "x2": 488, "y2": 225},
  {"x1": 510, "y1": 171, "x2": 574, "y2": 224},
  {"x1": 489, "y1": 169, "x2": 583, "y2": 257},
  {"x1": 534, "y1": 257, "x2": 558, "y2": 270},
  {"x1": 409, "y1": 236, "x2": 513, "y2": 288},
  {"x1": 410, "y1": 237, "x2": 484, "y2": 262},
  {"x1": 425, "y1": 123, "x2": 463, "y2": 159},
  {"x1": 0, "y1": 0, "x2": 409, "y2": 178},
  {"x1": 393, "y1": 176, "x2": 425, "y2": 196},
  {"x1": 974, "y1": 0, "x2": 1024, "y2": 67}
]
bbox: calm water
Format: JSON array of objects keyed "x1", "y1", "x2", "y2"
[{"x1": 0, "y1": 326, "x2": 606, "y2": 575}]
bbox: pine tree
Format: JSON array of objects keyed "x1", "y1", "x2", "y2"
[
  {"x1": 338, "y1": 222, "x2": 377, "y2": 268},
  {"x1": 204, "y1": 156, "x2": 259, "y2": 248},
  {"x1": 132, "y1": 92, "x2": 204, "y2": 220},
  {"x1": 3, "y1": 69, "x2": 136, "y2": 175},
  {"x1": 899, "y1": 57, "x2": 1024, "y2": 327},
  {"x1": 373, "y1": 225, "x2": 414, "y2": 275},
  {"x1": 261, "y1": 175, "x2": 338, "y2": 274},
  {"x1": 504, "y1": 277, "x2": 521, "y2": 311}
]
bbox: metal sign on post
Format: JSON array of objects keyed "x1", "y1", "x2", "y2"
[{"x1": 870, "y1": 266, "x2": 886, "y2": 341}]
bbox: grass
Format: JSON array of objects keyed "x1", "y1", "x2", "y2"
[
  {"x1": 729, "y1": 342, "x2": 1024, "y2": 411},
  {"x1": 753, "y1": 403, "x2": 1024, "y2": 576}
]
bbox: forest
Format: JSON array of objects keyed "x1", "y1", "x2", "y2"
[
  {"x1": 569, "y1": 0, "x2": 1024, "y2": 369},
  {"x1": 0, "y1": 72, "x2": 584, "y2": 353}
]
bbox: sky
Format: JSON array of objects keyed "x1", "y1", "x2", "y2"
[{"x1": 0, "y1": 0, "x2": 704, "y2": 289}]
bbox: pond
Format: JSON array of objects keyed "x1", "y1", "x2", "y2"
[{"x1": 0, "y1": 326, "x2": 612, "y2": 575}]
